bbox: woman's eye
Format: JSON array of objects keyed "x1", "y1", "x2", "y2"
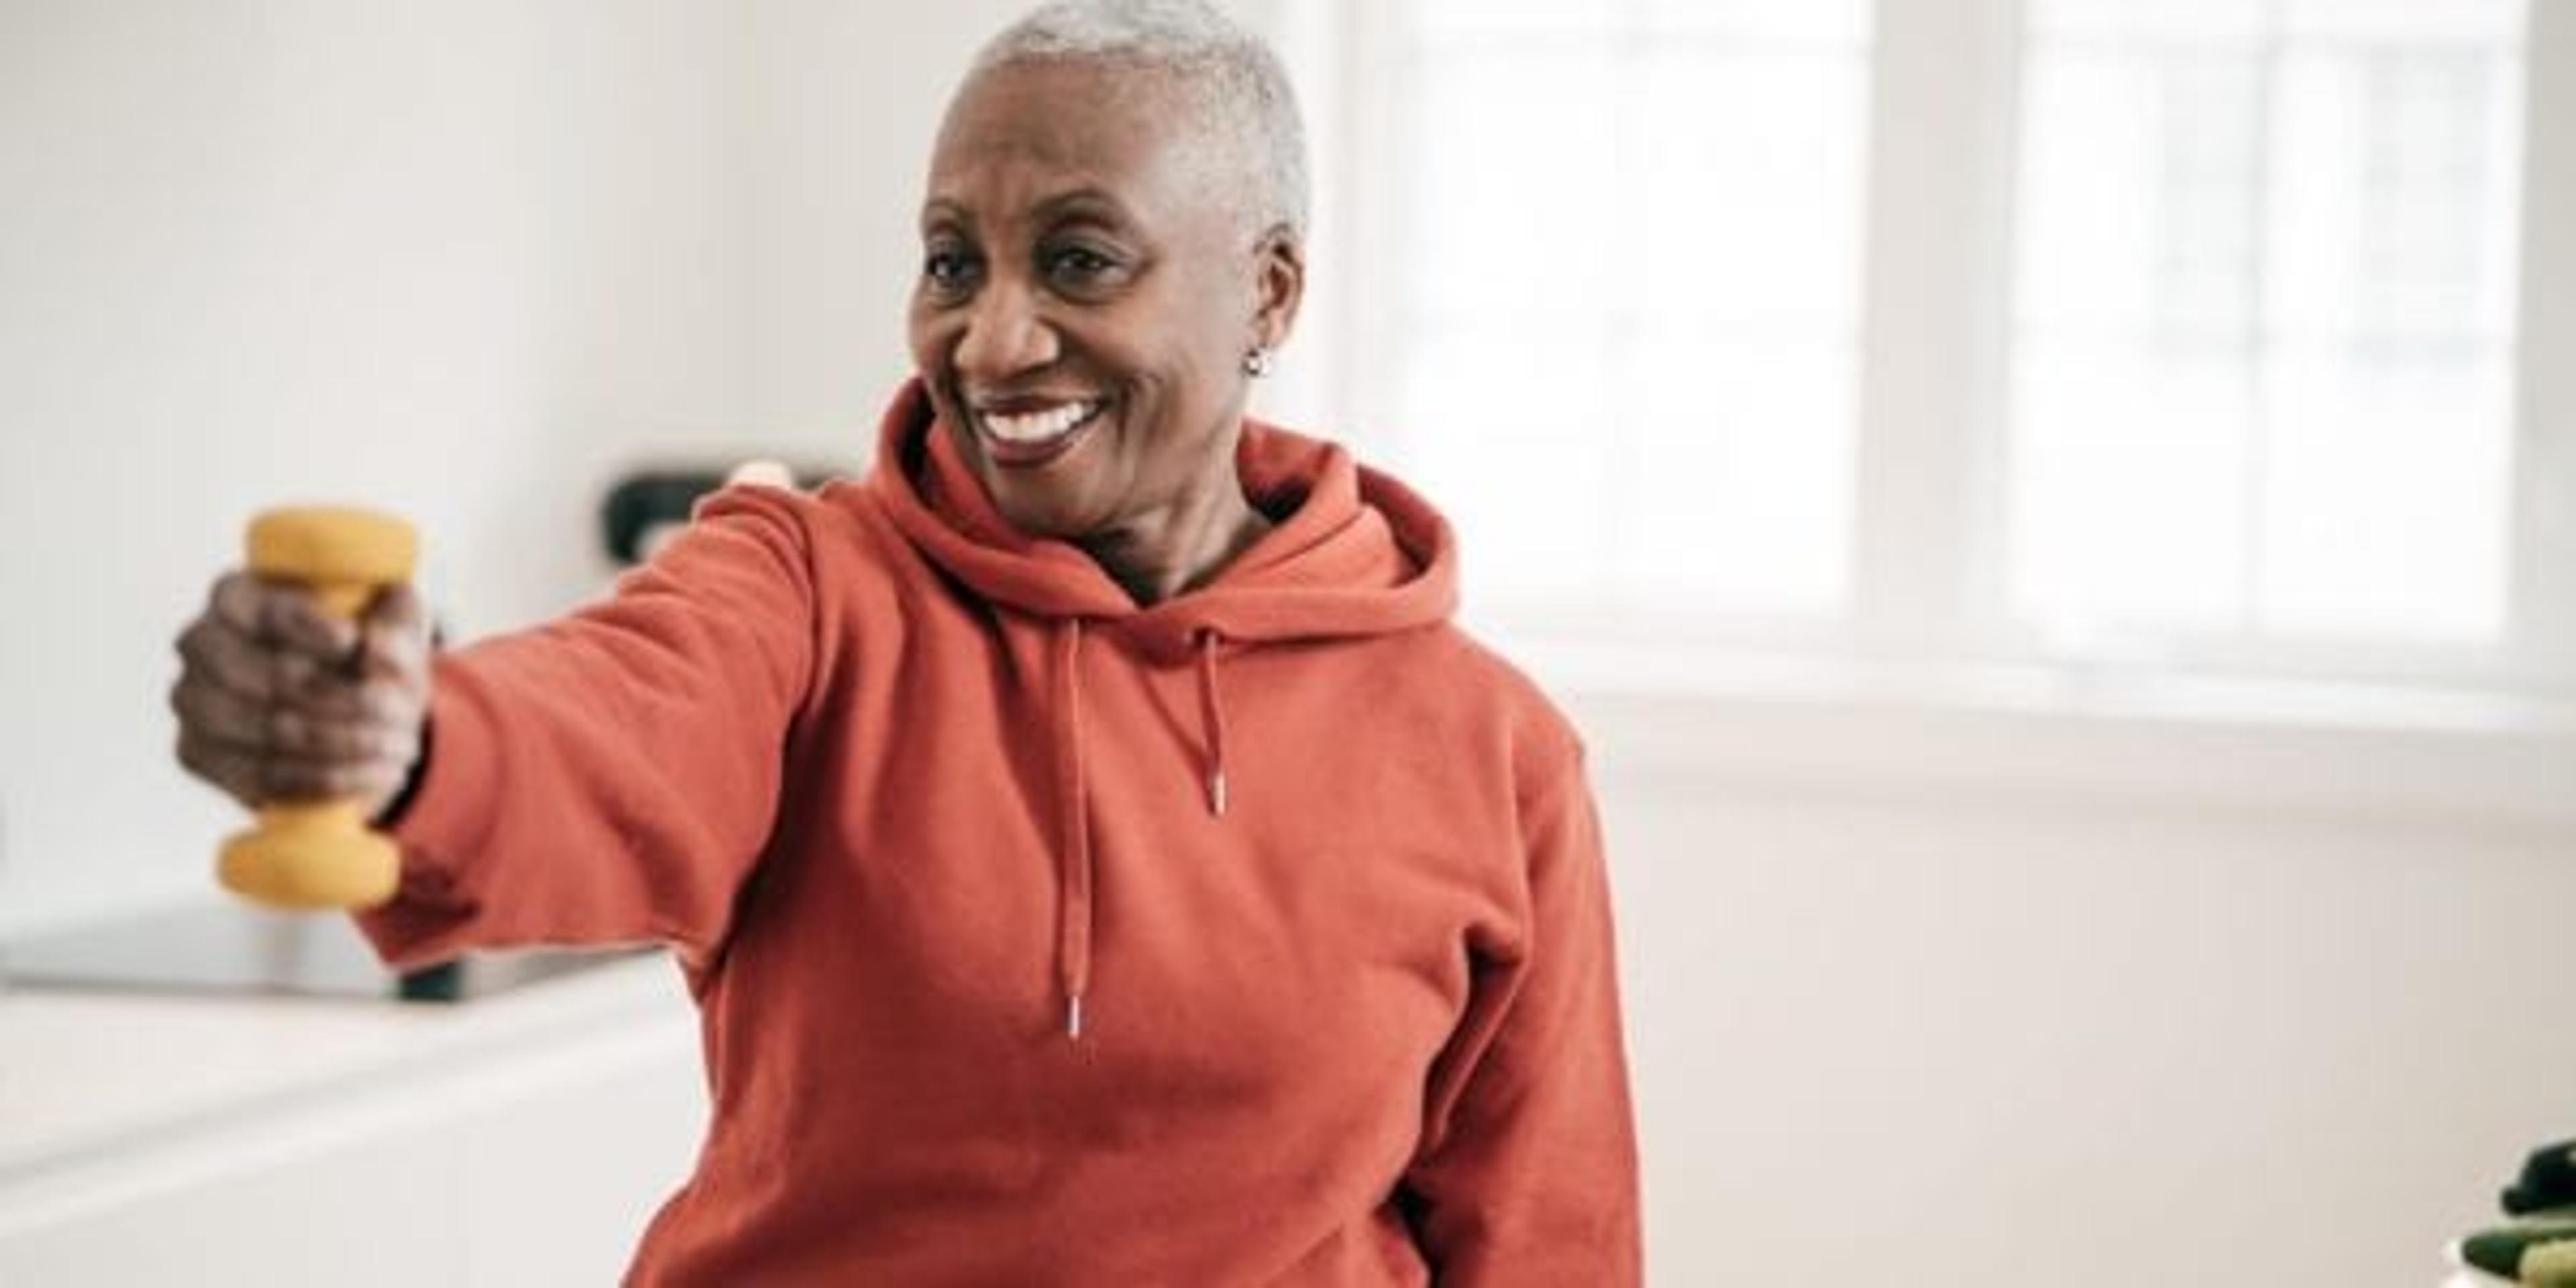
[
  {"x1": 922, "y1": 250, "x2": 978, "y2": 294},
  {"x1": 1043, "y1": 246, "x2": 1120, "y2": 287}
]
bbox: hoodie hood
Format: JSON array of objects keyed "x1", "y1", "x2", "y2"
[
  {"x1": 868, "y1": 378, "x2": 1458, "y2": 659},
  {"x1": 865, "y1": 378, "x2": 1458, "y2": 1038}
]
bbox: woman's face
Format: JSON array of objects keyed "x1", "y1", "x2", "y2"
[{"x1": 909, "y1": 61, "x2": 1297, "y2": 541}]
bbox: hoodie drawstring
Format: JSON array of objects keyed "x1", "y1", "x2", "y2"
[
  {"x1": 1195, "y1": 630, "x2": 1229, "y2": 818},
  {"x1": 1055, "y1": 619, "x2": 1092, "y2": 1040},
  {"x1": 1051, "y1": 623, "x2": 1235, "y2": 1042}
]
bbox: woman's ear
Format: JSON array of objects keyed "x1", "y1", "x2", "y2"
[{"x1": 1251, "y1": 225, "x2": 1306, "y2": 351}]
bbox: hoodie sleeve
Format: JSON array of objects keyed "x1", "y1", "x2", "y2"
[
  {"x1": 354, "y1": 486, "x2": 815, "y2": 971},
  {"x1": 1399, "y1": 751, "x2": 1644, "y2": 1284}
]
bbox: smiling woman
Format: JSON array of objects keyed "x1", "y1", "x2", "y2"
[
  {"x1": 162, "y1": 0, "x2": 1641, "y2": 1284},
  {"x1": 910, "y1": 49, "x2": 1303, "y2": 602}
]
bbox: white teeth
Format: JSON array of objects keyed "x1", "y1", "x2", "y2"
[{"x1": 981, "y1": 401, "x2": 1097, "y2": 444}]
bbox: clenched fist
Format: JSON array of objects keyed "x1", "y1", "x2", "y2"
[{"x1": 171, "y1": 572, "x2": 432, "y2": 820}]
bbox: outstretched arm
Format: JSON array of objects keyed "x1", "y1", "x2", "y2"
[{"x1": 355, "y1": 486, "x2": 817, "y2": 971}]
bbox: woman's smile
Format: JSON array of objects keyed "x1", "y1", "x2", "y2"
[{"x1": 971, "y1": 395, "x2": 1109, "y2": 468}]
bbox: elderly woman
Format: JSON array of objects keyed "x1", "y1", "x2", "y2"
[{"x1": 170, "y1": 1, "x2": 1640, "y2": 1283}]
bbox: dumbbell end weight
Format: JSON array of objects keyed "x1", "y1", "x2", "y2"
[{"x1": 219, "y1": 804, "x2": 402, "y2": 910}]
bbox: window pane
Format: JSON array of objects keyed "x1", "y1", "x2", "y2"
[
  {"x1": 2008, "y1": 1, "x2": 2524, "y2": 648},
  {"x1": 1393, "y1": 4, "x2": 1870, "y2": 613},
  {"x1": 1637, "y1": 0, "x2": 1868, "y2": 44},
  {"x1": 2029, "y1": 0, "x2": 2267, "y2": 44},
  {"x1": 1407, "y1": 47, "x2": 1617, "y2": 318},
  {"x1": 2008, "y1": 343, "x2": 2255, "y2": 633},
  {"x1": 1615, "y1": 333, "x2": 1854, "y2": 608},
  {"x1": 1411, "y1": 0, "x2": 1868, "y2": 43},
  {"x1": 2279, "y1": 0, "x2": 2523, "y2": 43},
  {"x1": 1392, "y1": 327, "x2": 1615, "y2": 597},
  {"x1": 1638, "y1": 49, "x2": 1867, "y2": 329},
  {"x1": 1407, "y1": 0, "x2": 1614, "y2": 40}
]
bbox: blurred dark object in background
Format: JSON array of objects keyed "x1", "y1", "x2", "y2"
[
  {"x1": 2508, "y1": 1140, "x2": 2576, "y2": 1216},
  {"x1": 2455, "y1": 1139, "x2": 2576, "y2": 1283},
  {"x1": 602, "y1": 462, "x2": 833, "y2": 565}
]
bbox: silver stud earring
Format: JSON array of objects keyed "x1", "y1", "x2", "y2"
[{"x1": 1242, "y1": 347, "x2": 1273, "y2": 378}]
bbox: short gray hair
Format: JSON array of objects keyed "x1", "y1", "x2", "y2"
[{"x1": 967, "y1": 0, "x2": 1310, "y2": 243}]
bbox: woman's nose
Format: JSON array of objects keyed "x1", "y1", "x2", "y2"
[{"x1": 954, "y1": 281, "x2": 1059, "y2": 380}]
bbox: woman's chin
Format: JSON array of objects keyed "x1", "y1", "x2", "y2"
[
  {"x1": 985, "y1": 477, "x2": 1099, "y2": 541},
  {"x1": 967, "y1": 427, "x2": 1116, "y2": 540}
]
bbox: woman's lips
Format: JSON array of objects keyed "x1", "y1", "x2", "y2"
[{"x1": 973, "y1": 398, "x2": 1104, "y2": 468}]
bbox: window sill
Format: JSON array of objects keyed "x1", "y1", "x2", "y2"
[{"x1": 1502, "y1": 631, "x2": 2576, "y2": 832}]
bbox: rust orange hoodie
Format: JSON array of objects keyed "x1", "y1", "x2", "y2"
[{"x1": 358, "y1": 381, "x2": 1642, "y2": 1285}]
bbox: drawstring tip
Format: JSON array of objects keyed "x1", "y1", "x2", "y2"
[
  {"x1": 1065, "y1": 994, "x2": 1084, "y2": 1040},
  {"x1": 1208, "y1": 769, "x2": 1228, "y2": 818}
]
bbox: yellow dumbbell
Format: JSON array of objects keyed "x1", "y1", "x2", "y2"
[{"x1": 216, "y1": 506, "x2": 419, "y2": 911}]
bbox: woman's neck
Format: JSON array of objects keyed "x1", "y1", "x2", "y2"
[{"x1": 1079, "y1": 471, "x2": 1273, "y2": 607}]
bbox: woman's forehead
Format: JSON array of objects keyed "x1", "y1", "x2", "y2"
[{"x1": 926, "y1": 62, "x2": 1212, "y2": 212}]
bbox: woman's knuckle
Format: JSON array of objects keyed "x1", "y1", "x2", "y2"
[
  {"x1": 175, "y1": 685, "x2": 220, "y2": 732},
  {"x1": 262, "y1": 759, "x2": 313, "y2": 800}
]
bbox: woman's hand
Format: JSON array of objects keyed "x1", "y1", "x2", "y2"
[{"x1": 170, "y1": 573, "x2": 432, "y2": 819}]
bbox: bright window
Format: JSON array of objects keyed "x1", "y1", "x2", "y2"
[
  {"x1": 2007, "y1": 0, "x2": 2527, "y2": 651},
  {"x1": 1334, "y1": 0, "x2": 2559, "y2": 694},
  {"x1": 1381, "y1": 0, "x2": 1873, "y2": 614}
]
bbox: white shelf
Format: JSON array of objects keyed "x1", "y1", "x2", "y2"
[{"x1": 0, "y1": 951, "x2": 700, "y2": 1274}]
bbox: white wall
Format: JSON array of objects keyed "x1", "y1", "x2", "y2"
[
  {"x1": 1571, "y1": 689, "x2": 2576, "y2": 1286},
  {"x1": 0, "y1": 1, "x2": 753, "y2": 929},
  {"x1": 2518, "y1": 0, "x2": 2576, "y2": 672},
  {"x1": 735, "y1": 0, "x2": 1013, "y2": 445}
]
